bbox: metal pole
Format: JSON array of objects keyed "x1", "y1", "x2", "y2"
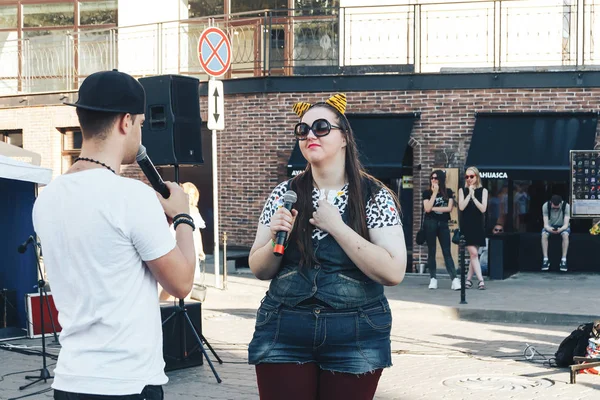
[
  {"x1": 223, "y1": 232, "x2": 228, "y2": 289},
  {"x1": 212, "y1": 76, "x2": 221, "y2": 289},
  {"x1": 459, "y1": 234, "x2": 467, "y2": 304}
]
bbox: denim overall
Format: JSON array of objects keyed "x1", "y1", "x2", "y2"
[{"x1": 248, "y1": 180, "x2": 393, "y2": 373}]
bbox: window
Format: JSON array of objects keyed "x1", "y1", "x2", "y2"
[
  {"x1": 295, "y1": 0, "x2": 339, "y2": 16},
  {"x1": 0, "y1": 5, "x2": 18, "y2": 29},
  {"x1": 61, "y1": 128, "x2": 82, "y2": 172},
  {"x1": 23, "y1": 29, "x2": 70, "y2": 40},
  {"x1": 187, "y1": 0, "x2": 224, "y2": 18},
  {"x1": 271, "y1": 28, "x2": 284, "y2": 49},
  {"x1": 487, "y1": 179, "x2": 509, "y2": 232},
  {"x1": 2, "y1": 1, "x2": 119, "y2": 95},
  {"x1": 1, "y1": 130, "x2": 23, "y2": 147},
  {"x1": 231, "y1": 0, "x2": 287, "y2": 14},
  {"x1": 485, "y1": 178, "x2": 590, "y2": 234},
  {"x1": 23, "y1": 3, "x2": 75, "y2": 28},
  {"x1": 80, "y1": 1, "x2": 118, "y2": 25},
  {"x1": 511, "y1": 180, "x2": 572, "y2": 233}
]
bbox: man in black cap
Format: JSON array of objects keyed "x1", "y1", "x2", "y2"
[
  {"x1": 33, "y1": 70, "x2": 196, "y2": 399},
  {"x1": 541, "y1": 194, "x2": 570, "y2": 272}
]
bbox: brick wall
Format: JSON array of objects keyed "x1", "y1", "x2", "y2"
[
  {"x1": 3, "y1": 87, "x2": 600, "y2": 269},
  {"x1": 203, "y1": 88, "x2": 600, "y2": 268},
  {"x1": 0, "y1": 105, "x2": 147, "y2": 181},
  {"x1": 0, "y1": 106, "x2": 77, "y2": 178}
]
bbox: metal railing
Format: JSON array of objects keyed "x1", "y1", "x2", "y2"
[{"x1": 1, "y1": 0, "x2": 600, "y2": 95}]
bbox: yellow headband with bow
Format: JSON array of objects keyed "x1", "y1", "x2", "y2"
[{"x1": 292, "y1": 93, "x2": 347, "y2": 117}]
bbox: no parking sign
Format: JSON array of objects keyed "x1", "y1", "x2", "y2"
[{"x1": 197, "y1": 27, "x2": 232, "y2": 77}]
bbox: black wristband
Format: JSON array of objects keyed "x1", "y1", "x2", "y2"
[
  {"x1": 174, "y1": 218, "x2": 195, "y2": 231},
  {"x1": 173, "y1": 213, "x2": 192, "y2": 222}
]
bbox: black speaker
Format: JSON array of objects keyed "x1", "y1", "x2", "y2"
[
  {"x1": 160, "y1": 301, "x2": 204, "y2": 371},
  {"x1": 138, "y1": 75, "x2": 204, "y2": 166}
]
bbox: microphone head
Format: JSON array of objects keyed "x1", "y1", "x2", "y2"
[
  {"x1": 283, "y1": 190, "x2": 297, "y2": 205},
  {"x1": 17, "y1": 244, "x2": 27, "y2": 254},
  {"x1": 136, "y1": 144, "x2": 147, "y2": 162}
]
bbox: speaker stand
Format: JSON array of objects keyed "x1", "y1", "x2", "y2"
[
  {"x1": 162, "y1": 299, "x2": 222, "y2": 383},
  {"x1": 160, "y1": 165, "x2": 222, "y2": 383}
]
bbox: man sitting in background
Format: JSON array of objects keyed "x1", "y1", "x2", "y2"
[{"x1": 541, "y1": 195, "x2": 570, "y2": 272}]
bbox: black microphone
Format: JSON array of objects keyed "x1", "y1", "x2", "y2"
[
  {"x1": 273, "y1": 190, "x2": 297, "y2": 257},
  {"x1": 136, "y1": 145, "x2": 170, "y2": 199},
  {"x1": 18, "y1": 235, "x2": 35, "y2": 254}
]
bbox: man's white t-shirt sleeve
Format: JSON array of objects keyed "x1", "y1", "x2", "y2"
[{"x1": 128, "y1": 183, "x2": 176, "y2": 261}]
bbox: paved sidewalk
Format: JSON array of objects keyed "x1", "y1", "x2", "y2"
[
  {"x1": 384, "y1": 271, "x2": 600, "y2": 325},
  {"x1": 1, "y1": 272, "x2": 599, "y2": 399}
]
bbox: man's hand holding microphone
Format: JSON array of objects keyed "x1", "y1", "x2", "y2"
[
  {"x1": 136, "y1": 144, "x2": 196, "y2": 299},
  {"x1": 156, "y1": 182, "x2": 190, "y2": 226},
  {"x1": 136, "y1": 144, "x2": 189, "y2": 225}
]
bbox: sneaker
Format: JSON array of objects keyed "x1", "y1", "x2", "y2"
[
  {"x1": 560, "y1": 260, "x2": 568, "y2": 272},
  {"x1": 451, "y1": 277, "x2": 461, "y2": 291},
  {"x1": 428, "y1": 278, "x2": 438, "y2": 289},
  {"x1": 541, "y1": 259, "x2": 550, "y2": 271}
]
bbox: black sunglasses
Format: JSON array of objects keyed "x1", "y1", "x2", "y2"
[{"x1": 294, "y1": 119, "x2": 343, "y2": 140}]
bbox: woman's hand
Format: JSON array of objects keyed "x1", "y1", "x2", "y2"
[
  {"x1": 432, "y1": 182, "x2": 439, "y2": 192},
  {"x1": 269, "y1": 206, "x2": 298, "y2": 241},
  {"x1": 310, "y1": 193, "x2": 344, "y2": 235},
  {"x1": 468, "y1": 186, "x2": 475, "y2": 197}
]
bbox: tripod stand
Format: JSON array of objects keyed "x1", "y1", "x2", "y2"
[
  {"x1": 19, "y1": 237, "x2": 53, "y2": 391},
  {"x1": 161, "y1": 165, "x2": 222, "y2": 383},
  {"x1": 162, "y1": 298, "x2": 222, "y2": 382}
]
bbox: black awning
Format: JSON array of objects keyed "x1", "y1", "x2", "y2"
[
  {"x1": 466, "y1": 112, "x2": 598, "y2": 180},
  {"x1": 287, "y1": 113, "x2": 418, "y2": 179}
]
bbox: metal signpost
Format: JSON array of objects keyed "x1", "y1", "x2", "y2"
[{"x1": 198, "y1": 26, "x2": 231, "y2": 289}]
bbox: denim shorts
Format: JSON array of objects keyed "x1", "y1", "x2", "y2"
[
  {"x1": 542, "y1": 225, "x2": 570, "y2": 236},
  {"x1": 247, "y1": 295, "x2": 392, "y2": 374}
]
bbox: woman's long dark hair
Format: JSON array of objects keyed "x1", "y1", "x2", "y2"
[
  {"x1": 287, "y1": 103, "x2": 401, "y2": 268},
  {"x1": 430, "y1": 169, "x2": 448, "y2": 200}
]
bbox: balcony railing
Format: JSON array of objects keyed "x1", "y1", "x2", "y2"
[{"x1": 1, "y1": 0, "x2": 600, "y2": 95}]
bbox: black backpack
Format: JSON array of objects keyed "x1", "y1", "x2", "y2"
[{"x1": 554, "y1": 322, "x2": 596, "y2": 367}]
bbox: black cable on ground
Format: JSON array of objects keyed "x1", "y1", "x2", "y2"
[
  {"x1": 0, "y1": 344, "x2": 58, "y2": 360},
  {"x1": 7, "y1": 387, "x2": 53, "y2": 400}
]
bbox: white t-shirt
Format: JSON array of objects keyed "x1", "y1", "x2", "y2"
[{"x1": 32, "y1": 169, "x2": 176, "y2": 395}]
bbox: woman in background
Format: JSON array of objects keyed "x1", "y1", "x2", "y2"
[
  {"x1": 422, "y1": 169, "x2": 459, "y2": 290},
  {"x1": 458, "y1": 166, "x2": 488, "y2": 290},
  {"x1": 160, "y1": 182, "x2": 206, "y2": 301}
]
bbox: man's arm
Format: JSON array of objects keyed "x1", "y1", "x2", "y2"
[
  {"x1": 132, "y1": 181, "x2": 196, "y2": 299},
  {"x1": 146, "y1": 224, "x2": 195, "y2": 299},
  {"x1": 542, "y1": 203, "x2": 556, "y2": 232},
  {"x1": 559, "y1": 203, "x2": 571, "y2": 232},
  {"x1": 542, "y1": 215, "x2": 553, "y2": 232}
]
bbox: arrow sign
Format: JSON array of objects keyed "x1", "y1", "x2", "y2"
[
  {"x1": 213, "y1": 87, "x2": 220, "y2": 123},
  {"x1": 208, "y1": 80, "x2": 224, "y2": 130}
]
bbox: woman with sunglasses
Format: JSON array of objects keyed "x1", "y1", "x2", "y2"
[
  {"x1": 422, "y1": 170, "x2": 460, "y2": 290},
  {"x1": 247, "y1": 94, "x2": 407, "y2": 400},
  {"x1": 458, "y1": 166, "x2": 488, "y2": 290}
]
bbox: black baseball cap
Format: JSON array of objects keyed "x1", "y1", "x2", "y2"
[
  {"x1": 551, "y1": 194, "x2": 562, "y2": 205},
  {"x1": 64, "y1": 69, "x2": 145, "y2": 115}
]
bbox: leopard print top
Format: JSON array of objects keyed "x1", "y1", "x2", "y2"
[{"x1": 258, "y1": 181, "x2": 402, "y2": 240}]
